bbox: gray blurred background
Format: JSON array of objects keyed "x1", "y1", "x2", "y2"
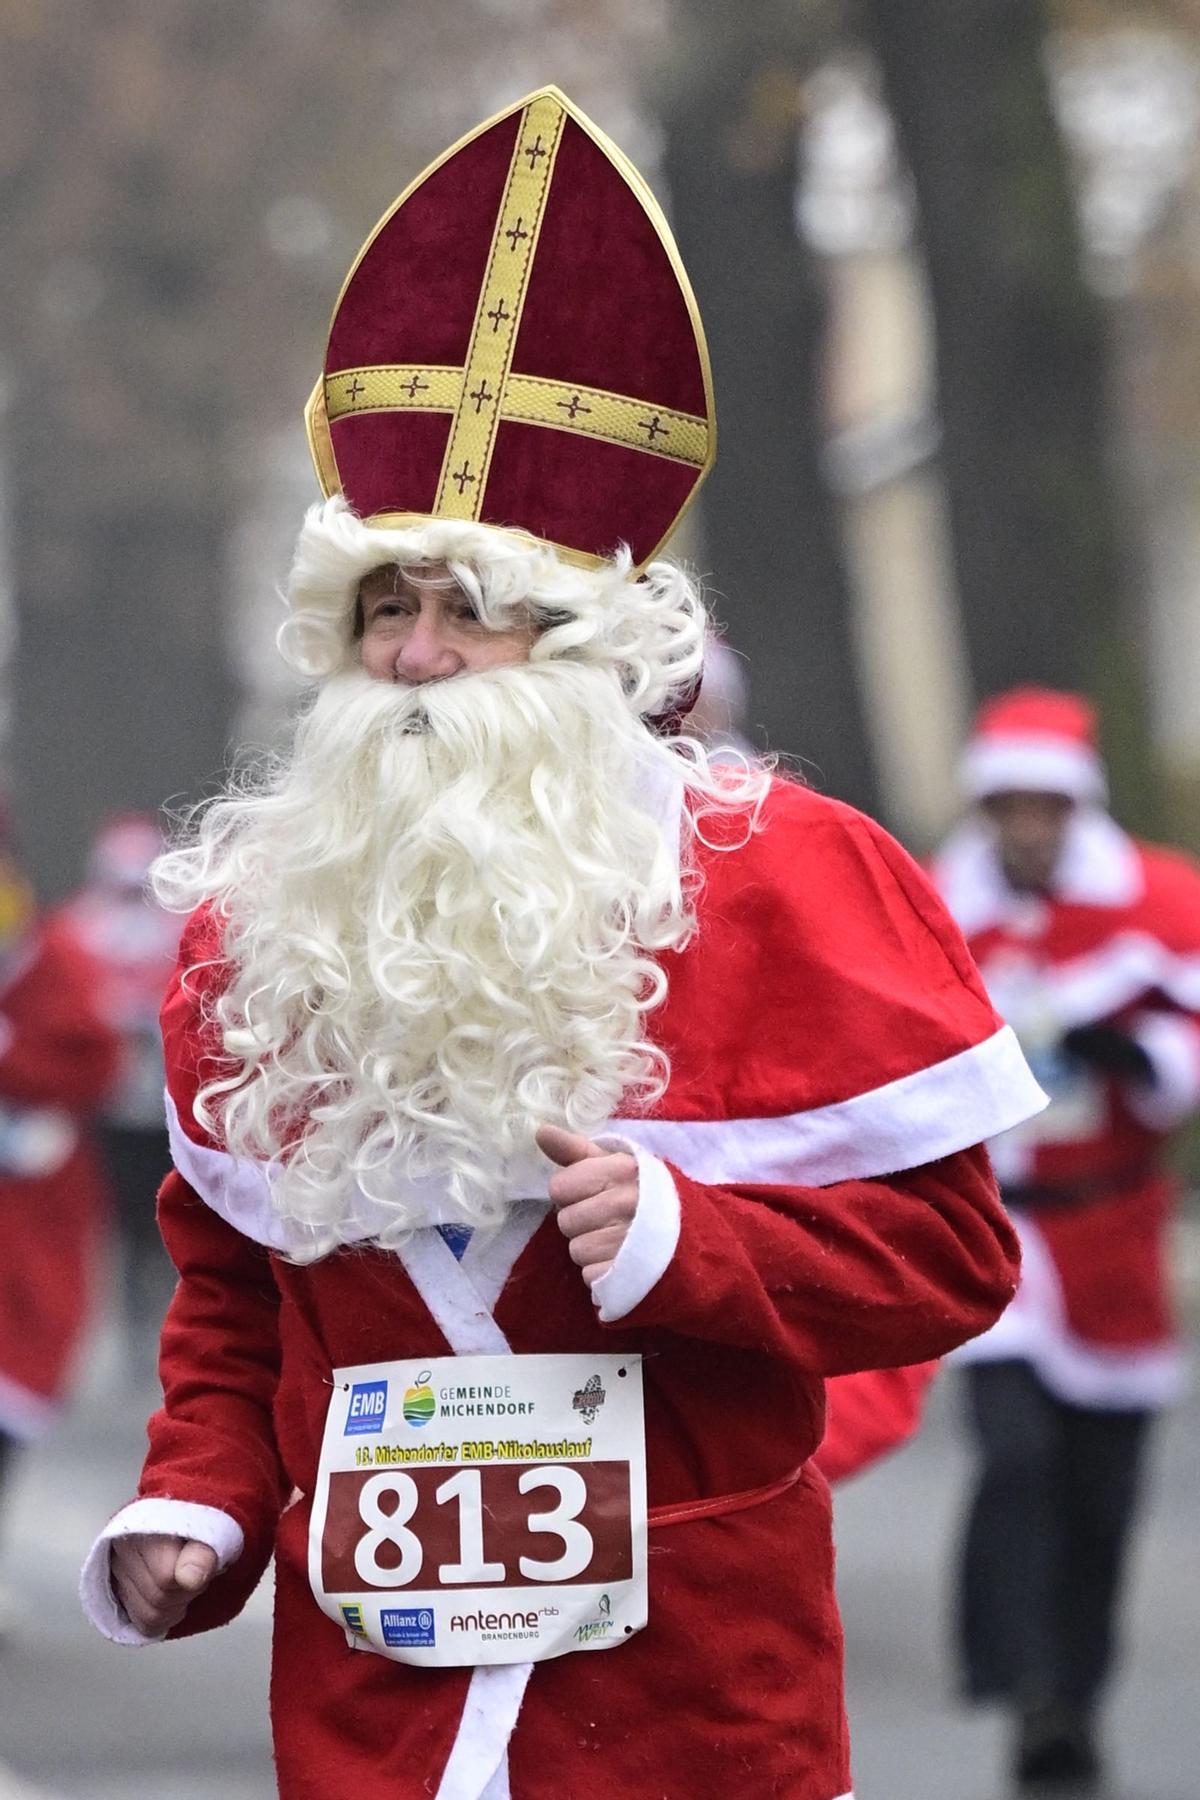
[
  {"x1": 9, "y1": 0, "x2": 1200, "y2": 887},
  {"x1": 2, "y1": 2, "x2": 1199, "y2": 1797}
]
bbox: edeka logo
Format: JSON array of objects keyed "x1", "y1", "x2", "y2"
[
  {"x1": 344, "y1": 1380, "x2": 388, "y2": 1436},
  {"x1": 381, "y1": 1607, "x2": 435, "y2": 1649},
  {"x1": 403, "y1": 1370, "x2": 436, "y2": 1428}
]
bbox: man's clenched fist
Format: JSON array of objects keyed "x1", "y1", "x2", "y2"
[
  {"x1": 537, "y1": 1125, "x2": 639, "y2": 1287},
  {"x1": 110, "y1": 1533, "x2": 219, "y2": 1636}
]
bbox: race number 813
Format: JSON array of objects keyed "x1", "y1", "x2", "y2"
[{"x1": 321, "y1": 1460, "x2": 633, "y2": 1591}]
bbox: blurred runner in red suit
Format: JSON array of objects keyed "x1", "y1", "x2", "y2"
[
  {"x1": 0, "y1": 823, "x2": 118, "y2": 1541},
  {"x1": 933, "y1": 686, "x2": 1200, "y2": 1793},
  {"x1": 57, "y1": 814, "x2": 181, "y2": 1368}
]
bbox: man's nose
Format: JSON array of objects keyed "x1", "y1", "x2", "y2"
[{"x1": 394, "y1": 613, "x2": 462, "y2": 682}]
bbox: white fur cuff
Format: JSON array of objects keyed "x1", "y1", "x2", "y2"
[
  {"x1": 590, "y1": 1138, "x2": 682, "y2": 1323},
  {"x1": 79, "y1": 1497, "x2": 244, "y2": 1646}
]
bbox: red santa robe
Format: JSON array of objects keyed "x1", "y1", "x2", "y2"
[
  {"x1": 0, "y1": 922, "x2": 119, "y2": 1438},
  {"x1": 81, "y1": 779, "x2": 1043, "y2": 1800},
  {"x1": 933, "y1": 805, "x2": 1200, "y2": 1407}
]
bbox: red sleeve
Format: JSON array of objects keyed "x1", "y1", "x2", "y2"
[
  {"x1": 812, "y1": 1360, "x2": 940, "y2": 1485},
  {"x1": 0, "y1": 923, "x2": 119, "y2": 1111},
  {"x1": 606, "y1": 1142, "x2": 1019, "y2": 1371},
  {"x1": 140, "y1": 1170, "x2": 288, "y2": 1637}
]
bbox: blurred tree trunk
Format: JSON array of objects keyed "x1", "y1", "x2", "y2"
[
  {"x1": 658, "y1": 5, "x2": 884, "y2": 817},
  {"x1": 861, "y1": 0, "x2": 1156, "y2": 823}
]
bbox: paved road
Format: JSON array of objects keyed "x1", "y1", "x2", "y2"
[
  {"x1": 1, "y1": 1336, "x2": 273, "y2": 1800},
  {"x1": 836, "y1": 1376, "x2": 1200, "y2": 1800},
  {"x1": 2, "y1": 1336, "x2": 1196, "y2": 1798}
]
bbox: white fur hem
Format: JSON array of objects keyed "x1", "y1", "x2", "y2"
[
  {"x1": 168, "y1": 1027, "x2": 1043, "y2": 1258},
  {"x1": 590, "y1": 1139, "x2": 681, "y2": 1322},
  {"x1": 165, "y1": 1089, "x2": 340, "y2": 1258},
  {"x1": 616, "y1": 1025, "x2": 1046, "y2": 1189},
  {"x1": 79, "y1": 1498, "x2": 244, "y2": 1646}
]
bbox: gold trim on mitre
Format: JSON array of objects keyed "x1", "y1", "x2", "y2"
[
  {"x1": 502, "y1": 375, "x2": 708, "y2": 467},
  {"x1": 306, "y1": 85, "x2": 716, "y2": 573},
  {"x1": 304, "y1": 380, "x2": 340, "y2": 498},
  {"x1": 323, "y1": 364, "x2": 708, "y2": 467},
  {"x1": 323, "y1": 365, "x2": 462, "y2": 421},
  {"x1": 432, "y1": 91, "x2": 567, "y2": 520}
]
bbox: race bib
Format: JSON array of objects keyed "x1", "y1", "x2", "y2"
[{"x1": 308, "y1": 1352, "x2": 647, "y2": 1667}]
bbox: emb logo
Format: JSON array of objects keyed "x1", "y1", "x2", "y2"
[{"x1": 344, "y1": 1380, "x2": 388, "y2": 1436}]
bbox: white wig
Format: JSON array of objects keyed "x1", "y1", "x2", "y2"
[{"x1": 280, "y1": 496, "x2": 706, "y2": 722}]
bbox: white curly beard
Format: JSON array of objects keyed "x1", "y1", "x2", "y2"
[{"x1": 156, "y1": 660, "x2": 707, "y2": 1250}]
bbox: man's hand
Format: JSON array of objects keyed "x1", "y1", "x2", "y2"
[
  {"x1": 110, "y1": 1533, "x2": 219, "y2": 1636},
  {"x1": 537, "y1": 1125, "x2": 639, "y2": 1289}
]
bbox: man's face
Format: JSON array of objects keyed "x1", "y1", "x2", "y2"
[
  {"x1": 357, "y1": 562, "x2": 536, "y2": 684},
  {"x1": 982, "y1": 790, "x2": 1074, "y2": 892}
]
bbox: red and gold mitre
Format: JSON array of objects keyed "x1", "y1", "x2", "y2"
[{"x1": 305, "y1": 87, "x2": 715, "y2": 572}]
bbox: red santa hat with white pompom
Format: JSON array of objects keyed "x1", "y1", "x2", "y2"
[{"x1": 960, "y1": 686, "x2": 1108, "y2": 804}]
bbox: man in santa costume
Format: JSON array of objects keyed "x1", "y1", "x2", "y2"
[
  {"x1": 81, "y1": 89, "x2": 1043, "y2": 1800},
  {"x1": 934, "y1": 686, "x2": 1200, "y2": 1792}
]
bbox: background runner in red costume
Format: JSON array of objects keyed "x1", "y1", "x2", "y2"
[
  {"x1": 934, "y1": 685, "x2": 1200, "y2": 1793},
  {"x1": 0, "y1": 824, "x2": 117, "y2": 1541}
]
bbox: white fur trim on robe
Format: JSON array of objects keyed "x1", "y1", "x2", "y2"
[
  {"x1": 617, "y1": 1024, "x2": 1044, "y2": 1189},
  {"x1": 436, "y1": 1664, "x2": 530, "y2": 1800},
  {"x1": 396, "y1": 1218, "x2": 541, "y2": 1799},
  {"x1": 164, "y1": 1024, "x2": 1043, "y2": 1258}
]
